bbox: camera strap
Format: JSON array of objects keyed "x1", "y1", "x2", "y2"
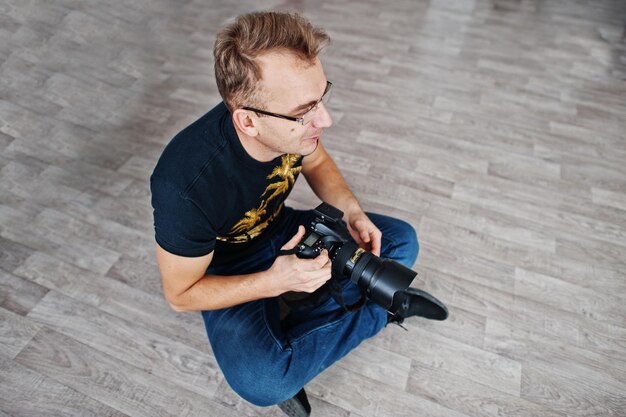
[
  {"x1": 277, "y1": 248, "x2": 299, "y2": 256},
  {"x1": 327, "y1": 274, "x2": 367, "y2": 312}
]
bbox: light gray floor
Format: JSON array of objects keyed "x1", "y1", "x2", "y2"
[{"x1": 1, "y1": 0, "x2": 626, "y2": 416}]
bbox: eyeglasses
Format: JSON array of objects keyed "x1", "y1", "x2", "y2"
[{"x1": 242, "y1": 81, "x2": 332, "y2": 125}]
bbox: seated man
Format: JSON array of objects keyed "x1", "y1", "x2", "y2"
[{"x1": 150, "y1": 11, "x2": 447, "y2": 417}]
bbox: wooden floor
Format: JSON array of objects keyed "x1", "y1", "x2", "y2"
[{"x1": 1, "y1": 0, "x2": 626, "y2": 416}]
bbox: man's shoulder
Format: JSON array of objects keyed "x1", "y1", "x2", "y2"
[
  {"x1": 178, "y1": 101, "x2": 230, "y2": 141},
  {"x1": 164, "y1": 101, "x2": 231, "y2": 162},
  {"x1": 151, "y1": 102, "x2": 233, "y2": 194}
]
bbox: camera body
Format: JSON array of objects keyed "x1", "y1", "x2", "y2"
[
  {"x1": 294, "y1": 203, "x2": 417, "y2": 313},
  {"x1": 295, "y1": 202, "x2": 350, "y2": 259}
]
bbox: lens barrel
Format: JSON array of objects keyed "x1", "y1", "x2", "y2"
[{"x1": 333, "y1": 243, "x2": 416, "y2": 312}]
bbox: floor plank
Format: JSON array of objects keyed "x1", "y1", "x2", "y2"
[
  {"x1": 0, "y1": 356, "x2": 129, "y2": 417},
  {"x1": 14, "y1": 328, "x2": 239, "y2": 417},
  {"x1": 1, "y1": 0, "x2": 625, "y2": 415}
]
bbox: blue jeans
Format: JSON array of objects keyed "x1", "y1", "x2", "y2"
[{"x1": 201, "y1": 207, "x2": 419, "y2": 406}]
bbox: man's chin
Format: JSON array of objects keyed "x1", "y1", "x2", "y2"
[{"x1": 301, "y1": 137, "x2": 320, "y2": 156}]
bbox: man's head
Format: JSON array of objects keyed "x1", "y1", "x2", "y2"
[
  {"x1": 214, "y1": 11, "x2": 330, "y2": 111},
  {"x1": 214, "y1": 11, "x2": 334, "y2": 160}
]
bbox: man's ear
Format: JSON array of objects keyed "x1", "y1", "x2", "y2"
[{"x1": 232, "y1": 109, "x2": 259, "y2": 137}]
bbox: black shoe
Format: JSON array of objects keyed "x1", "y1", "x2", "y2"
[
  {"x1": 277, "y1": 388, "x2": 311, "y2": 417},
  {"x1": 388, "y1": 287, "x2": 448, "y2": 326}
]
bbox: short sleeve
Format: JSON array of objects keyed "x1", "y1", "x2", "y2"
[{"x1": 150, "y1": 178, "x2": 216, "y2": 257}]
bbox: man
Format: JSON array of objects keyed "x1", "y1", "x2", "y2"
[{"x1": 151, "y1": 11, "x2": 447, "y2": 417}]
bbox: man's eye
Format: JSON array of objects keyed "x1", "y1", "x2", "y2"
[{"x1": 299, "y1": 104, "x2": 317, "y2": 117}]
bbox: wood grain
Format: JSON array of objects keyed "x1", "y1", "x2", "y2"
[
  {"x1": 26, "y1": 290, "x2": 223, "y2": 399},
  {"x1": 2, "y1": 0, "x2": 626, "y2": 415},
  {"x1": 15, "y1": 328, "x2": 239, "y2": 417},
  {"x1": 0, "y1": 356, "x2": 129, "y2": 417}
]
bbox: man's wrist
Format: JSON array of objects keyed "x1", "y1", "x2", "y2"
[
  {"x1": 344, "y1": 202, "x2": 365, "y2": 222},
  {"x1": 254, "y1": 267, "x2": 283, "y2": 298},
  {"x1": 328, "y1": 194, "x2": 361, "y2": 220}
]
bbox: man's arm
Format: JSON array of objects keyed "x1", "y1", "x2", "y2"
[
  {"x1": 156, "y1": 226, "x2": 331, "y2": 312},
  {"x1": 301, "y1": 142, "x2": 382, "y2": 256}
]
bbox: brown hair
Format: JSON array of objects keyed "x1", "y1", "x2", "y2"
[{"x1": 214, "y1": 11, "x2": 330, "y2": 111}]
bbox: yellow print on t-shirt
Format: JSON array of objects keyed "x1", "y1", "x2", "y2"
[{"x1": 217, "y1": 154, "x2": 302, "y2": 243}]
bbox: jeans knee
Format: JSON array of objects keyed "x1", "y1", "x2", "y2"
[
  {"x1": 226, "y1": 372, "x2": 294, "y2": 407},
  {"x1": 391, "y1": 220, "x2": 419, "y2": 267},
  {"x1": 408, "y1": 224, "x2": 419, "y2": 260}
]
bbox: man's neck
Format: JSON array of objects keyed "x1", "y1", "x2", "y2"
[{"x1": 234, "y1": 126, "x2": 281, "y2": 163}]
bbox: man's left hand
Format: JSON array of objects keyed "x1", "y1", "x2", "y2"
[{"x1": 346, "y1": 211, "x2": 382, "y2": 257}]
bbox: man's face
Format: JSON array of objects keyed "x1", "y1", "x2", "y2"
[{"x1": 252, "y1": 51, "x2": 333, "y2": 158}]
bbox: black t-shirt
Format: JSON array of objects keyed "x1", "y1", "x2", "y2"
[{"x1": 150, "y1": 102, "x2": 302, "y2": 264}]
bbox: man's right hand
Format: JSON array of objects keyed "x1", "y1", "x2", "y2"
[
  {"x1": 157, "y1": 226, "x2": 333, "y2": 312},
  {"x1": 266, "y1": 225, "x2": 332, "y2": 295}
]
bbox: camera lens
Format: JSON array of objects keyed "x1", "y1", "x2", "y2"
[{"x1": 333, "y1": 243, "x2": 416, "y2": 312}]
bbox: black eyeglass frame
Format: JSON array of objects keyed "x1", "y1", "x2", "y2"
[{"x1": 242, "y1": 81, "x2": 332, "y2": 125}]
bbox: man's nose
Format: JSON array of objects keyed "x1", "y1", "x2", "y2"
[{"x1": 311, "y1": 102, "x2": 333, "y2": 129}]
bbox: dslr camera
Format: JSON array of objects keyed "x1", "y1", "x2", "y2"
[{"x1": 293, "y1": 202, "x2": 420, "y2": 314}]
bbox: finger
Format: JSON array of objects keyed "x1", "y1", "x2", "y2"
[
  {"x1": 360, "y1": 228, "x2": 371, "y2": 243},
  {"x1": 302, "y1": 267, "x2": 331, "y2": 281},
  {"x1": 371, "y1": 233, "x2": 382, "y2": 257},
  {"x1": 352, "y1": 219, "x2": 371, "y2": 243},
  {"x1": 309, "y1": 274, "x2": 332, "y2": 292},
  {"x1": 304, "y1": 270, "x2": 331, "y2": 292},
  {"x1": 303, "y1": 278, "x2": 329, "y2": 293},
  {"x1": 300, "y1": 250, "x2": 330, "y2": 271},
  {"x1": 281, "y1": 225, "x2": 306, "y2": 250},
  {"x1": 316, "y1": 249, "x2": 330, "y2": 267},
  {"x1": 317, "y1": 269, "x2": 333, "y2": 286},
  {"x1": 348, "y1": 229, "x2": 363, "y2": 245}
]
